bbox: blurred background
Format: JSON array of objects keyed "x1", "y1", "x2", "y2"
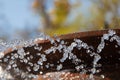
[{"x1": 0, "y1": 0, "x2": 120, "y2": 41}]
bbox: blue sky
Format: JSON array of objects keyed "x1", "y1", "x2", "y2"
[
  {"x1": 0, "y1": 0, "x2": 39, "y2": 30},
  {"x1": 0, "y1": 0, "x2": 91, "y2": 40},
  {"x1": 0, "y1": 0, "x2": 91, "y2": 29}
]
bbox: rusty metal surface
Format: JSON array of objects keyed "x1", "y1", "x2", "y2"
[{"x1": 0, "y1": 29, "x2": 120, "y2": 80}]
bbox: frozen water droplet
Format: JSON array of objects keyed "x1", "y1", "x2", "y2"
[
  {"x1": 23, "y1": 59, "x2": 28, "y2": 63},
  {"x1": 57, "y1": 44, "x2": 63, "y2": 52},
  {"x1": 57, "y1": 64, "x2": 63, "y2": 71},
  {"x1": 34, "y1": 38, "x2": 44, "y2": 42},
  {"x1": 50, "y1": 64, "x2": 54, "y2": 67},
  {"x1": 60, "y1": 40, "x2": 65, "y2": 44},
  {"x1": 93, "y1": 54, "x2": 101, "y2": 66},
  {"x1": 101, "y1": 75, "x2": 105, "y2": 79},
  {"x1": 33, "y1": 64, "x2": 39, "y2": 71},
  {"x1": 3, "y1": 58, "x2": 8, "y2": 62},
  {"x1": 103, "y1": 34, "x2": 109, "y2": 40},
  {"x1": 0, "y1": 66, "x2": 13, "y2": 79},
  {"x1": 86, "y1": 49, "x2": 91, "y2": 53},
  {"x1": 37, "y1": 60, "x2": 43, "y2": 65},
  {"x1": 40, "y1": 71, "x2": 43, "y2": 74},
  {"x1": 56, "y1": 38, "x2": 60, "y2": 42},
  {"x1": 26, "y1": 52, "x2": 30, "y2": 55},
  {"x1": 34, "y1": 46, "x2": 42, "y2": 51},
  {"x1": 0, "y1": 52, "x2": 4, "y2": 58},
  {"x1": 75, "y1": 65, "x2": 85, "y2": 72},
  {"x1": 97, "y1": 41, "x2": 105, "y2": 53},
  {"x1": 91, "y1": 68, "x2": 96, "y2": 74},
  {"x1": 115, "y1": 45, "x2": 118, "y2": 48},
  {"x1": 6, "y1": 65, "x2": 11, "y2": 70},
  {"x1": 12, "y1": 64, "x2": 17, "y2": 68},
  {"x1": 89, "y1": 74, "x2": 94, "y2": 80},
  {"x1": 50, "y1": 39, "x2": 55, "y2": 44},
  {"x1": 45, "y1": 64, "x2": 49, "y2": 69},
  {"x1": 108, "y1": 30, "x2": 116, "y2": 36},
  {"x1": 30, "y1": 55, "x2": 33, "y2": 59},
  {"x1": 45, "y1": 47, "x2": 57, "y2": 54},
  {"x1": 14, "y1": 53, "x2": 18, "y2": 59},
  {"x1": 27, "y1": 66, "x2": 31, "y2": 72},
  {"x1": 28, "y1": 62, "x2": 33, "y2": 67},
  {"x1": 71, "y1": 42, "x2": 77, "y2": 47}
]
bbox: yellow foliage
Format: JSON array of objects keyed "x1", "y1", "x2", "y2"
[
  {"x1": 45, "y1": 26, "x2": 80, "y2": 36},
  {"x1": 32, "y1": 0, "x2": 120, "y2": 36},
  {"x1": 52, "y1": 0, "x2": 70, "y2": 27},
  {"x1": 91, "y1": 0, "x2": 120, "y2": 29},
  {"x1": 44, "y1": 14, "x2": 83, "y2": 36}
]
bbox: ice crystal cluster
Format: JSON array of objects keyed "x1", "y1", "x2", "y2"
[{"x1": 0, "y1": 30, "x2": 119, "y2": 80}]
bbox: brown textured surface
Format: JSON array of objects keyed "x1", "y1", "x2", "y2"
[
  {"x1": 33, "y1": 72, "x2": 110, "y2": 80},
  {"x1": 1, "y1": 29, "x2": 120, "y2": 80}
]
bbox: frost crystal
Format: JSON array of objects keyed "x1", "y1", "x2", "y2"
[
  {"x1": 0, "y1": 30, "x2": 119, "y2": 79},
  {"x1": 27, "y1": 67, "x2": 31, "y2": 72},
  {"x1": 0, "y1": 66, "x2": 13, "y2": 80},
  {"x1": 93, "y1": 54, "x2": 101, "y2": 68},
  {"x1": 45, "y1": 47, "x2": 57, "y2": 54},
  {"x1": 97, "y1": 40, "x2": 105, "y2": 53},
  {"x1": 33, "y1": 64, "x2": 39, "y2": 71},
  {"x1": 108, "y1": 30, "x2": 116, "y2": 36},
  {"x1": 0, "y1": 52, "x2": 4, "y2": 58},
  {"x1": 57, "y1": 64, "x2": 63, "y2": 71},
  {"x1": 101, "y1": 75, "x2": 105, "y2": 79},
  {"x1": 34, "y1": 46, "x2": 42, "y2": 51},
  {"x1": 75, "y1": 65, "x2": 84, "y2": 71}
]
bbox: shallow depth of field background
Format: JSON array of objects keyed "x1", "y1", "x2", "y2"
[{"x1": 0, "y1": 0, "x2": 120, "y2": 41}]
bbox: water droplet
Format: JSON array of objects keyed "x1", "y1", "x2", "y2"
[
  {"x1": 0, "y1": 52, "x2": 4, "y2": 58},
  {"x1": 101, "y1": 75, "x2": 105, "y2": 79},
  {"x1": 56, "y1": 64, "x2": 63, "y2": 71}
]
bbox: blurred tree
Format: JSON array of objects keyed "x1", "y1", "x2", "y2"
[
  {"x1": 33, "y1": 0, "x2": 52, "y2": 29},
  {"x1": 90, "y1": 0, "x2": 120, "y2": 29},
  {"x1": 32, "y1": 0, "x2": 81, "y2": 36},
  {"x1": 33, "y1": 0, "x2": 120, "y2": 36}
]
